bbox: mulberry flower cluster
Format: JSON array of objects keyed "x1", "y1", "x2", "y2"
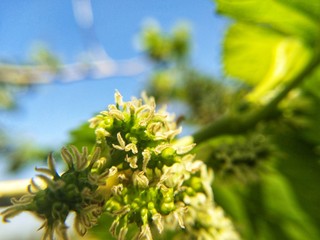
[
  {"x1": 2, "y1": 91, "x2": 239, "y2": 240},
  {"x1": 89, "y1": 91, "x2": 239, "y2": 240},
  {"x1": 2, "y1": 146, "x2": 110, "y2": 240}
]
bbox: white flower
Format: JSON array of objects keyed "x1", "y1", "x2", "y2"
[
  {"x1": 113, "y1": 132, "x2": 138, "y2": 155},
  {"x1": 142, "y1": 149, "x2": 151, "y2": 172},
  {"x1": 108, "y1": 105, "x2": 125, "y2": 120},
  {"x1": 126, "y1": 155, "x2": 138, "y2": 169}
]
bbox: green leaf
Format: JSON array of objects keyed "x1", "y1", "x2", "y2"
[
  {"x1": 217, "y1": 0, "x2": 320, "y2": 103},
  {"x1": 277, "y1": 0, "x2": 320, "y2": 21},
  {"x1": 223, "y1": 22, "x2": 313, "y2": 102},
  {"x1": 303, "y1": 66, "x2": 320, "y2": 100},
  {"x1": 67, "y1": 122, "x2": 96, "y2": 149},
  {"x1": 261, "y1": 172, "x2": 320, "y2": 240},
  {"x1": 245, "y1": 36, "x2": 312, "y2": 102},
  {"x1": 223, "y1": 22, "x2": 284, "y2": 85},
  {"x1": 216, "y1": 0, "x2": 319, "y2": 41},
  {"x1": 272, "y1": 123, "x2": 320, "y2": 227},
  {"x1": 213, "y1": 183, "x2": 255, "y2": 239}
]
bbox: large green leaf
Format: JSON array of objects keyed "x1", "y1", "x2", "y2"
[
  {"x1": 216, "y1": 0, "x2": 319, "y2": 41},
  {"x1": 223, "y1": 23, "x2": 283, "y2": 85},
  {"x1": 217, "y1": 0, "x2": 319, "y2": 103},
  {"x1": 213, "y1": 171, "x2": 320, "y2": 240},
  {"x1": 223, "y1": 22, "x2": 312, "y2": 102},
  {"x1": 271, "y1": 120, "x2": 320, "y2": 227},
  {"x1": 261, "y1": 172, "x2": 320, "y2": 240}
]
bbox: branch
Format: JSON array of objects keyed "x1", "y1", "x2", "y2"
[
  {"x1": 0, "y1": 57, "x2": 149, "y2": 85},
  {"x1": 0, "y1": 179, "x2": 30, "y2": 207},
  {"x1": 192, "y1": 54, "x2": 320, "y2": 144}
]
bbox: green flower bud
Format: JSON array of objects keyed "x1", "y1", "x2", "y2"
[{"x1": 2, "y1": 146, "x2": 108, "y2": 240}]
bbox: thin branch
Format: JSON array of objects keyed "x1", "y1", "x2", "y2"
[
  {"x1": 0, "y1": 179, "x2": 30, "y2": 198},
  {"x1": 0, "y1": 179, "x2": 30, "y2": 207},
  {"x1": 192, "y1": 55, "x2": 320, "y2": 144},
  {"x1": 0, "y1": 57, "x2": 149, "y2": 85}
]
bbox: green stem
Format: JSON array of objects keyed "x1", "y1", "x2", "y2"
[{"x1": 192, "y1": 55, "x2": 320, "y2": 144}]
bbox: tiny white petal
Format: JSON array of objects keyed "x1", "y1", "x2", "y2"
[
  {"x1": 112, "y1": 144, "x2": 125, "y2": 151},
  {"x1": 126, "y1": 155, "x2": 138, "y2": 169},
  {"x1": 138, "y1": 224, "x2": 153, "y2": 240},
  {"x1": 108, "y1": 166, "x2": 118, "y2": 177},
  {"x1": 114, "y1": 90, "x2": 123, "y2": 106},
  {"x1": 95, "y1": 127, "x2": 110, "y2": 138},
  {"x1": 142, "y1": 149, "x2": 151, "y2": 172},
  {"x1": 154, "y1": 144, "x2": 171, "y2": 155},
  {"x1": 109, "y1": 108, "x2": 125, "y2": 121},
  {"x1": 132, "y1": 171, "x2": 149, "y2": 188},
  {"x1": 152, "y1": 213, "x2": 163, "y2": 233},
  {"x1": 125, "y1": 143, "x2": 138, "y2": 154},
  {"x1": 116, "y1": 132, "x2": 126, "y2": 148},
  {"x1": 173, "y1": 205, "x2": 187, "y2": 229},
  {"x1": 176, "y1": 144, "x2": 196, "y2": 155}
]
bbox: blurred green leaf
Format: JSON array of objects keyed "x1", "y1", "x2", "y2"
[
  {"x1": 217, "y1": 0, "x2": 320, "y2": 104},
  {"x1": 222, "y1": 22, "x2": 313, "y2": 102},
  {"x1": 216, "y1": 0, "x2": 319, "y2": 41},
  {"x1": 67, "y1": 122, "x2": 96, "y2": 149},
  {"x1": 31, "y1": 46, "x2": 60, "y2": 72},
  {"x1": 223, "y1": 22, "x2": 284, "y2": 85},
  {"x1": 214, "y1": 169, "x2": 320, "y2": 240},
  {"x1": 277, "y1": 0, "x2": 320, "y2": 21},
  {"x1": 271, "y1": 121, "x2": 320, "y2": 227},
  {"x1": 261, "y1": 172, "x2": 320, "y2": 240},
  {"x1": 0, "y1": 85, "x2": 15, "y2": 109},
  {"x1": 303, "y1": 66, "x2": 320, "y2": 100}
]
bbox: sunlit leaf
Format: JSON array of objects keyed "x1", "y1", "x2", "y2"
[
  {"x1": 216, "y1": 0, "x2": 319, "y2": 41},
  {"x1": 245, "y1": 36, "x2": 312, "y2": 102},
  {"x1": 222, "y1": 22, "x2": 313, "y2": 103},
  {"x1": 222, "y1": 23, "x2": 284, "y2": 85}
]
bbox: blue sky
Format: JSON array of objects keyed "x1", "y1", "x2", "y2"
[{"x1": 0, "y1": 1, "x2": 230, "y2": 238}]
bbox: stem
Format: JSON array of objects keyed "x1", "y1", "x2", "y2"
[
  {"x1": 0, "y1": 179, "x2": 30, "y2": 207},
  {"x1": 193, "y1": 55, "x2": 320, "y2": 144}
]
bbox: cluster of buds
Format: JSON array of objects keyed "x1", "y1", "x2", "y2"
[
  {"x1": 170, "y1": 171, "x2": 240, "y2": 239},
  {"x1": 2, "y1": 91, "x2": 239, "y2": 240},
  {"x1": 1, "y1": 146, "x2": 110, "y2": 239},
  {"x1": 89, "y1": 91, "x2": 239, "y2": 239},
  {"x1": 208, "y1": 134, "x2": 270, "y2": 182}
]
